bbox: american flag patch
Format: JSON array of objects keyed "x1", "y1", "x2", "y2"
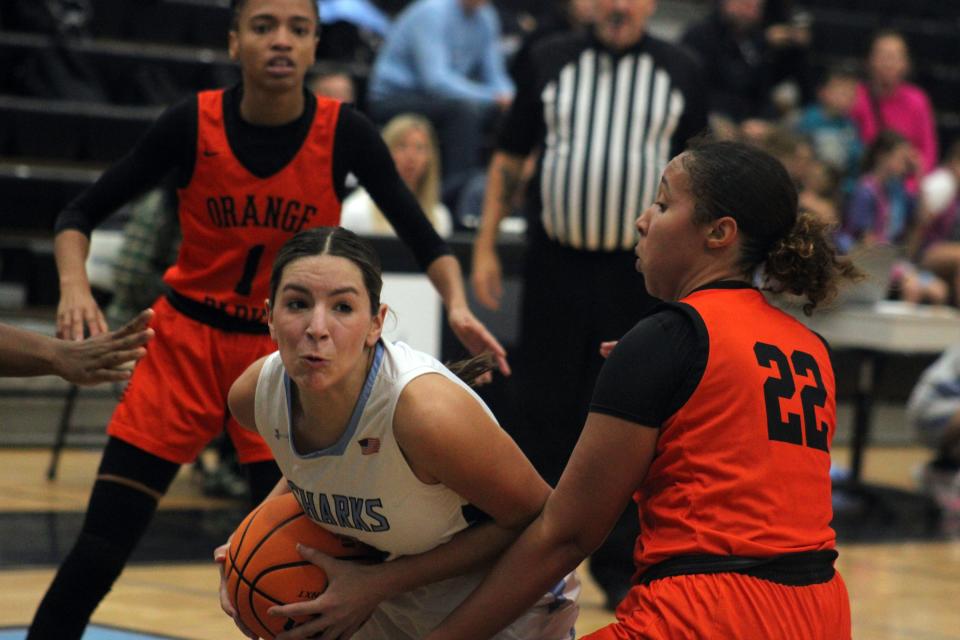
[{"x1": 358, "y1": 438, "x2": 380, "y2": 455}]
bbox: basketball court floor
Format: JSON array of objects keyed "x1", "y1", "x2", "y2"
[{"x1": 1, "y1": 446, "x2": 958, "y2": 639}]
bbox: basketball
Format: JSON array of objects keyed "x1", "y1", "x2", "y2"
[{"x1": 224, "y1": 492, "x2": 380, "y2": 639}]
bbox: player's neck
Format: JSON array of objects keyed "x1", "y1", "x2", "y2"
[
  {"x1": 239, "y1": 88, "x2": 305, "y2": 126},
  {"x1": 291, "y1": 349, "x2": 376, "y2": 452}
]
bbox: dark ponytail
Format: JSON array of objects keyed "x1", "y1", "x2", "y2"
[
  {"x1": 683, "y1": 139, "x2": 862, "y2": 314},
  {"x1": 763, "y1": 211, "x2": 862, "y2": 315}
]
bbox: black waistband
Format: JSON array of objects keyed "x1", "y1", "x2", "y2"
[
  {"x1": 165, "y1": 290, "x2": 269, "y2": 334},
  {"x1": 638, "y1": 550, "x2": 838, "y2": 587}
]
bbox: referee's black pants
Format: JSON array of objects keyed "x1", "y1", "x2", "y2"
[{"x1": 510, "y1": 230, "x2": 657, "y2": 602}]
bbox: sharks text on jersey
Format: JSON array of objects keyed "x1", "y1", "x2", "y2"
[{"x1": 288, "y1": 481, "x2": 391, "y2": 533}]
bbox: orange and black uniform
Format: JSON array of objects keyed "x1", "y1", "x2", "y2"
[
  {"x1": 54, "y1": 85, "x2": 450, "y2": 466},
  {"x1": 30, "y1": 85, "x2": 453, "y2": 640},
  {"x1": 585, "y1": 282, "x2": 850, "y2": 639},
  {"x1": 110, "y1": 88, "x2": 340, "y2": 464}
]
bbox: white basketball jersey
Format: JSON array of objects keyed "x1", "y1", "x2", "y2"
[
  {"x1": 255, "y1": 339, "x2": 582, "y2": 639},
  {"x1": 254, "y1": 339, "x2": 492, "y2": 559}
]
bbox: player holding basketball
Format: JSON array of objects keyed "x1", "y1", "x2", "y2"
[
  {"x1": 427, "y1": 140, "x2": 859, "y2": 640},
  {"x1": 222, "y1": 227, "x2": 580, "y2": 639},
  {"x1": 28, "y1": 0, "x2": 506, "y2": 637}
]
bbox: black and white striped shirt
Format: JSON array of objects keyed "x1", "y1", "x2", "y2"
[{"x1": 500, "y1": 31, "x2": 707, "y2": 251}]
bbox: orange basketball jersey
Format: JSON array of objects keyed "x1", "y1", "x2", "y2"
[
  {"x1": 634, "y1": 287, "x2": 837, "y2": 574},
  {"x1": 164, "y1": 90, "x2": 342, "y2": 325}
]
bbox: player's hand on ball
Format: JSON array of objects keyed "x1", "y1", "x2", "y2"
[
  {"x1": 270, "y1": 543, "x2": 388, "y2": 639},
  {"x1": 214, "y1": 541, "x2": 257, "y2": 639}
]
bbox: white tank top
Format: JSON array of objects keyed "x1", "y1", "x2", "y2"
[{"x1": 254, "y1": 339, "x2": 494, "y2": 559}]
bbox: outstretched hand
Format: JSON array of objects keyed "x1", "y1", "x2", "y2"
[
  {"x1": 271, "y1": 544, "x2": 389, "y2": 640},
  {"x1": 447, "y1": 306, "x2": 510, "y2": 378},
  {"x1": 53, "y1": 309, "x2": 155, "y2": 385},
  {"x1": 57, "y1": 283, "x2": 108, "y2": 341}
]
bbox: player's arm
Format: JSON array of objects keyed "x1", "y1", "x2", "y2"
[
  {"x1": 427, "y1": 313, "x2": 697, "y2": 640},
  {"x1": 0, "y1": 309, "x2": 153, "y2": 384},
  {"x1": 388, "y1": 373, "x2": 551, "y2": 572},
  {"x1": 471, "y1": 150, "x2": 525, "y2": 311},
  {"x1": 220, "y1": 355, "x2": 290, "y2": 639},
  {"x1": 270, "y1": 374, "x2": 549, "y2": 640},
  {"x1": 227, "y1": 355, "x2": 268, "y2": 431},
  {"x1": 227, "y1": 356, "x2": 292, "y2": 506},
  {"x1": 224, "y1": 354, "x2": 292, "y2": 506},
  {"x1": 471, "y1": 42, "x2": 541, "y2": 312},
  {"x1": 336, "y1": 107, "x2": 510, "y2": 376},
  {"x1": 426, "y1": 412, "x2": 658, "y2": 640},
  {"x1": 55, "y1": 99, "x2": 195, "y2": 340}
]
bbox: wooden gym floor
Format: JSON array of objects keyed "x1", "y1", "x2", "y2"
[{"x1": 0, "y1": 446, "x2": 958, "y2": 639}]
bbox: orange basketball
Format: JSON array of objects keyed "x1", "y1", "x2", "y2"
[{"x1": 224, "y1": 492, "x2": 380, "y2": 639}]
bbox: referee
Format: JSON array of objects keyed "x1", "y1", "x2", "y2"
[{"x1": 471, "y1": 0, "x2": 707, "y2": 608}]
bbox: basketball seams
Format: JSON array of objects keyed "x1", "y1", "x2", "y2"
[
  {"x1": 228, "y1": 493, "x2": 382, "y2": 639},
  {"x1": 226, "y1": 499, "x2": 264, "y2": 582},
  {"x1": 249, "y1": 560, "x2": 323, "y2": 636},
  {"x1": 229, "y1": 500, "x2": 272, "y2": 621}
]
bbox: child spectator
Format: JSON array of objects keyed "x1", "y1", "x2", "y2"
[
  {"x1": 906, "y1": 344, "x2": 960, "y2": 524},
  {"x1": 795, "y1": 66, "x2": 863, "y2": 190},
  {"x1": 842, "y1": 130, "x2": 947, "y2": 303},
  {"x1": 915, "y1": 141, "x2": 960, "y2": 304}
]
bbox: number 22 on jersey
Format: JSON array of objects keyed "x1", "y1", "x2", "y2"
[{"x1": 754, "y1": 341, "x2": 829, "y2": 452}]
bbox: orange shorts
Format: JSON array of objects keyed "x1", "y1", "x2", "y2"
[
  {"x1": 581, "y1": 571, "x2": 850, "y2": 640},
  {"x1": 108, "y1": 296, "x2": 276, "y2": 465}
]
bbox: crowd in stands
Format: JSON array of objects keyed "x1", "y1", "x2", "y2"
[
  {"x1": 3, "y1": 0, "x2": 960, "y2": 544},
  {"x1": 317, "y1": 0, "x2": 960, "y2": 524},
  {"x1": 304, "y1": 0, "x2": 960, "y2": 308}
]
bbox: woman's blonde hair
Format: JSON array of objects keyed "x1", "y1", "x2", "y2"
[{"x1": 372, "y1": 114, "x2": 442, "y2": 233}]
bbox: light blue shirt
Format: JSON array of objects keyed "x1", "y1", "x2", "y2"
[
  {"x1": 317, "y1": 0, "x2": 391, "y2": 36},
  {"x1": 368, "y1": 0, "x2": 513, "y2": 104}
]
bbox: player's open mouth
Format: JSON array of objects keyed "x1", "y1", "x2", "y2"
[
  {"x1": 266, "y1": 57, "x2": 295, "y2": 75},
  {"x1": 301, "y1": 355, "x2": 328, "y2": 367}
]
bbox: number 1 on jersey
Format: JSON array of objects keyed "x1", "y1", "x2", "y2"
[{"x1": 234, "y1": 244, "x2": 265, "y2": 297}]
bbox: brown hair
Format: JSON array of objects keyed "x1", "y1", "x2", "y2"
[
  {"x1": 682, "y1": 139, "x2": 861, "y2": 314},
  {"x1": 269, "y1": 227, "x2": 382, "y2": 314}
]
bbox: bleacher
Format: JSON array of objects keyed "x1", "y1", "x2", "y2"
[
  {"x1": 0, "y1": 0, "x2": 241, "y2": 309},
  {"x1": 2, "y1": 0, "x2": 960, "y2": 307},
  {"x1": 799, "y1": 0, "x2": 960, "y2": 147}
]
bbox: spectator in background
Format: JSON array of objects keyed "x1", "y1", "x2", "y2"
[
  {"x1": 906, "y1": 344, "x2": 960, "y2": 521},
  {"x1": 508, "y1": 0, "x2": 594, "y2": 83},
  {"x1": 470, "y1": 0, "x2": 708, "y2": 610},
  {"x1": 842, "y1": 130, "x2": 947, "y2": 304},
  {"x1": 795, "y1": 65, "x2": 863, "y2": 192},
  {"x1": 755, "y1": 127, "x2": 840, "y2": 226},
  {"x1": 342, "y1": 113, "x2": 453, "y2": 237},
  {"x1": 915, "y1": 141, "x2": 960, "y2": 304},
  {"x1": 681, "y1": 0, "x2": 810, "y2": 135},
  {"x1": 315, "y1": 0, "x2": 392, "y2": 65},
  {"x1": 309, "y1": 68, "x2": 357, "y2": 103},
  {"x1": 366, "y1": 0, "x2": 514, "y2": 204},
  {"x1": 850, "y1": 30, "x2": 938, "y2": 187}
]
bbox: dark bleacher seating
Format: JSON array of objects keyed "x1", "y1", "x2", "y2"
[
  {"x1": 0, "y1": 95, "x2": 159, "y2": 163},
  {"x1": 4, "y1": 0, "x2": 234, "y2": 49},
  {"x1": 0, "y1": 31, "x2": 238, "y2": 106},
  {"x1": 0, "y1": 163, "x2": 99, "y2": 232},
  {"x1": 800, "y1": 1, "x2": 960, "y2": 153}
]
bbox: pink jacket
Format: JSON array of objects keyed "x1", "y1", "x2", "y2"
[{"x1": 851, "y1": 81, "x2": 939, "y2": 177}]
